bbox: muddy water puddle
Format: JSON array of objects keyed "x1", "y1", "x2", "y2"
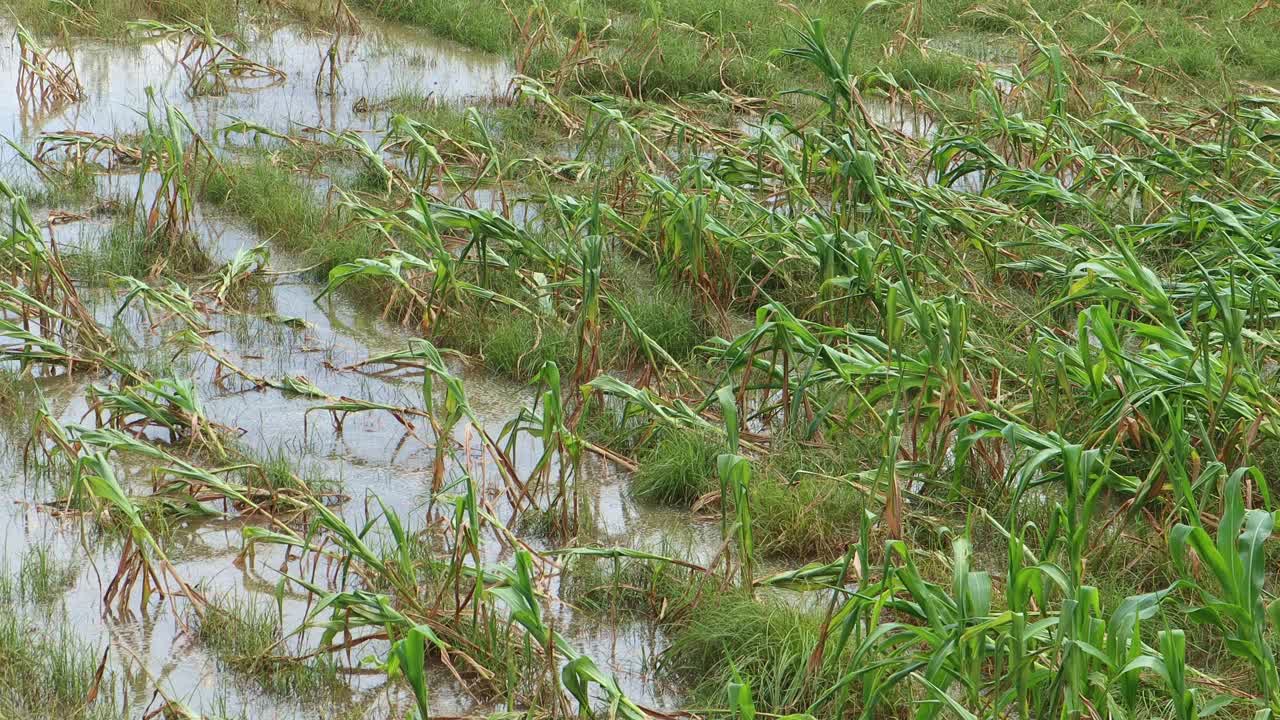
[{"x1": 0, "y1": 13, "x2": 721, "y2": 719}]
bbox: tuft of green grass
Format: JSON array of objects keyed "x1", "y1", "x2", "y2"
[
  {"x1": 370, "y1": 95, "x2": 568, "y2": 155},
  {"x1": 350, "y1": 0, "x2": 513, "y2": 53},
  {"x1": 662, "y1": 593, "x2": 836, "y2": 714},
  {"x1": 0, "y1": 606, "x2": 121, "y2": 719},
  {"x1": 0, "y1": 371, "x2": 43, "y2": 446},
  {"x1": 195, "y1": 594, "x2": 344, "y2": 700},
  {"x1": 561, "y1": 552, "x2": 710, "y2": 616},
  {"x1": 249, "y1": 448, "x2": 339, "y2": 497},
  {"x1": 748, "y1": 473, "x2": 863, "y2": 560},
  {"x1": 16, "y1": 544, "x2": 78, "y2": 604},
  {"x1": 202, "y1": 160, "x2": 378, "y2": 274},
  {"x1": 13, "y1": 164, "x2": 98, "y2": 209},
  {"x1": 631, "y1": 430, "x2": 720, "y2": 506},
  {"x1": 8, "y1": 0, "x2": 241, "y2": 37},
  {"x1": 1167, "y1": 45, "x2": 1218, "y2": 80},
  {"x1": 603, "y1": 271, "x2": 706, "y2": 367},
  {"x1": 886, "y1": 49, "x2": 975, "y2": 90},
  {"x1": 63, "y1": 221, "x2": 147, "y2": 280},
  {"x1": 63, "y1": 219, "x2": 212, "y2": 281},
  {"x1": 483, "y1": 315, "x2": 575, "y2": 381},
  {"x1": 516, "y1": 498, "x2": 597, "y2": 540},
  {"x1": 432, "y1": 309, "x2": 574, "y2": 381}
]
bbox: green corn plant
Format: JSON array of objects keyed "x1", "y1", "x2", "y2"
[
  {"x1": 1, "y1": 180, "x2": 109, "y2": 357},
  {"x1": 773, "y1": 10, "x2": 873, "y2": 123},
  {"x1": 34, "y1": 129, "x2": 141, "y2": 168},
  {"x1": 716, "y1": 453, "x2": 754, "y2": 590},
  {"x1": 794, "y1": 527, "x2": 1201, "y2": 720},
  {"x1": 581, "y1": 375, "x2": 719, "y2": 437},
  {"x1": 578, "y1": 96, "x2": 673, "y2": 172},
  {"x1": 461, "y1": 107, "x2": 528, "y2": 214},
  {"x1": 216, "y1": 115, "x2": 298, "y2": 147},
  {"x1": 1170, "y1": 470, "x2": 1280, "y2": 712},
  {"x1": 488, "y1": 550, "x2": 649, "y2": 720},
  {"x1": 571, "y1": 232, "x2": 603, "y2": 384},
  {"x1": 134, "y1": 89, "x2": 213, "y2": 243},
  {"x1": 419, "y1": 339, "x2": 470, "y2": 497},
  {"x1": 513, "y1": 75, "x2": 580, "y2": 130},
  {"x1": 239, "y1": 496, "x2": 516, "y2": 704},
  {"x1": 87, "y1": 376, "x2": 227, "y2": 455},
  {"x1": 501, "y1": 362, "x2": 585, "y2": 535},
  {"x1": 322, "y1": 193, "x2": 534, "y2": 328},
  {"x1": 323, "y1": 128, "x2": 399, "y2": 192},
  {"x1": 387, "y1": 624, "x2": 448, "y2": 720},
  {"x1": 113, "y1": 275, "x2": 207, "y2": 332},
  {"x1": 640, "y1": 171, "x2": 735, "y2": 292},
  {"x1": 884, "y1": 264, "x2": 977, "y2": 464},
  {"x1": 1041, "y1": 283, "x2": 1278, "y2": 463},
  {"x1": 428, "y1": 204, "x2": 524, "y2": 285},
  {"x1": 0, "y1": 315, "x2": 77, "y2": 367},
  {"x1": 59, "y1": 449, "x2": 205, "y2": 615},
  {"x1": 955, "y1": 411, "x2": 1140, "y2": 495},
  {"x1": 376, "y1": 339, "x2": 527, "y2": 509},
  {"x1": 209, "y1": 243, "x2": 269, "y2": 302},
  {"x1": 317, "y1": 251, "x2": 435, "y2": 314},
  {"x1": 70, "y1": 424, "x2": 315, "y2": 525},
  {"x1": 801, "y1": 536, "x2": 994, "y2": 720},
  {"x1": 700, "y1": 297, "x2": 980, "y2": 442},
  {"x1": 600, "y1": 293, "x2": 692, "y2": 380},
  {"x1": 383, "y1": 114, "x2": 449, "y2": 190}
]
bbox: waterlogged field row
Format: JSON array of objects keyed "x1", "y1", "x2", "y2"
[{"x1": 1, "y1": 0, "x2": 1280, "y2": 719}]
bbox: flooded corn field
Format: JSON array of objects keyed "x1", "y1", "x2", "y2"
[{"x1": 2, "y1": 1, "x2": 1280, "y2": 719}]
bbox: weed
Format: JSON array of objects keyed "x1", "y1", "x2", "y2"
[
  {"x1": 202, "y1": 159, "x2": 377, "y2": 273},
  {"x1": 481, "y1": 315, "x2": 574, "y2": 381},
  {"x1": 0, "y1": 606, "x2": 120, "y2": 719},
  {"x1": 662, "y1": 593, "x2": 831, "y2": 714},
  {"x1": 195, "y1": 594, "x2": 345, "y2": 699},
  {"x1": 16, "y1": 543, "x2": 78, "y2": 603},
  {"x1": 631, "y1": 430, "x2": 719, "y2": 506}
]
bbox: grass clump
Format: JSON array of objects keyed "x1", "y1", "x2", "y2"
[
  {"x1": 886, "y1": 48, "x2": 976, "y2": 90},
  {"x1": 248, "y1": 448, "x2": 340, "y2": 497},
  {"x1": 482, "y1": 315, "x2": 575, "y2": 381},
  {"x1": 430, "y1": 310, "x2": 574, "y2": 381},
  {"x1": 350, "y1": 0, "x2": 512, "y2": 53},
  {"x1": 748, "y1": 473, "x2": 863, "y2": 560},
  {"x1": 631, "y1": 430, "x2": 720, "y2": 506},
  {"x1": 0, "y1": 606, "x2": 121, "y2": 719},
  {"x1": 202, "y1": 160, "x2": 377, "y2": 273},
  {"x1": 562, "y1": 552, "x2": 710, "y2": 616},
  {"x1": 604, "y1": 272, "x2": 706, "y2": 368},
  {"x1": 14, "y1": 164, "x2": 98, "y2": 209},
  {"x1": 743, "y1": 434, "x2": 871, "y2": 559},
  {"x1": 62, "y1": 217, "x2": 214, "y2": 281},
  {"x1": 0, "y1": 371, "x2": 42, "y2": 444},
  {"x1": 662, "y1": 593, "x2": 835, "y2": 714},
  {"x1": 62, "y1": 221, "x2": 153, "y2": 281},
  {"x1": 9, "y1": 0, "x2": 240, "y2": 37},
  {"x1": 15, "y1": 544, "x2": 78, "y2": 604},
  {"x1": 195, "y1": 594, "x2": 344, "y2": 700},
  {"x1": 375, "y1": 97, "x2": 565, "y2": 150}
]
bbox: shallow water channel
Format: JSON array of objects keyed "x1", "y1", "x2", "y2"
[{"x1": 0, "y1": 13, "x2": 726, "y2": 719}]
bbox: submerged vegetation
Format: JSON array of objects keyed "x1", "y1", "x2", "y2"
[{"x1": 2, "y1": 0, "x2": 1280, "y2": 718}]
